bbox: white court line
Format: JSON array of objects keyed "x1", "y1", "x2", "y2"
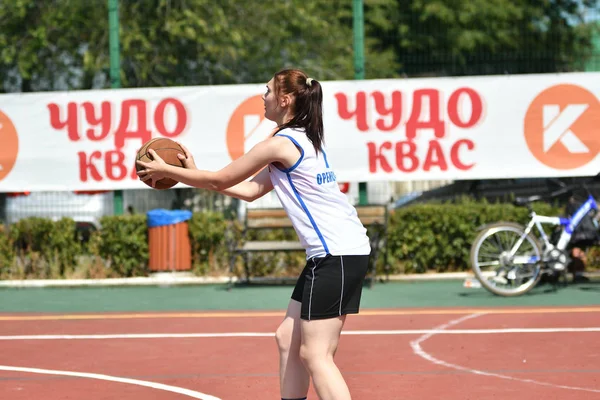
[
  {"x1": 0, "y1": 327, "x2": 600, "y2": 341},
  {"x1": 0, "y1": 365, "x2": 221, "y2": 400},
  {"x1": 410, "y1": 314, "x2": 600, "y2": 394}
]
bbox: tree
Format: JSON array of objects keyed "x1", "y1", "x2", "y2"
[
  {"x1": 0, "y1": 0, "x2": 597, "y2": 92},
  {"x1": 367, "y1": 0, "x2": 600, "y2": 76},
  {"x1": 0, "y1": 0, "x2": 398, "y2": 91},
  {"x1": 0, "y1": 0, "x2": 106, "y2": 92},
  {"x1": 108, "y1": 0, "x2": 398, "y2": 87},
  {"x1": 112, "y1": 0, "x2": 357, "y2": 86}
]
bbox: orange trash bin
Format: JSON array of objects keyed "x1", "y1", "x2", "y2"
[{"x1": 147, "y1": 209, "x2": 192, "y2": 272}]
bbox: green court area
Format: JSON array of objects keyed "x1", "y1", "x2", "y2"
[{"x1": 0, "y1": 279, "x2": 599, "y2": 313}]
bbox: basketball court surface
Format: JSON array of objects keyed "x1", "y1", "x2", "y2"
[{"x1": 0, "y1": 280, "x2": 598, "y2": 399}]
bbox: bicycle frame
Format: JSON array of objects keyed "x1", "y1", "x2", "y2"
[{"x1": 511, "y1": 195, "x2": 598, "y2": 262}]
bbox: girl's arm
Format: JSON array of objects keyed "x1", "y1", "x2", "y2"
[
  {"x1": 217, "y1": 167, "x2": 273, "y2": 202},
  {"x1": 136, "y1": 136, "x2": 295, "y2": 192}
]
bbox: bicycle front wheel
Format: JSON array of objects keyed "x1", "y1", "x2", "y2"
[{"x1": 470, "y1": 222, "x2": 543, "y2": 297}]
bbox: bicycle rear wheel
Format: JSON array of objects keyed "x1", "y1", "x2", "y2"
[{"x1": 470, "y1": 222, "x2": 543, "y2": 297}]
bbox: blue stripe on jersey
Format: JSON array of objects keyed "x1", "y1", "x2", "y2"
[
  {"x1": 321, "y1": 149, "x2": 330, "y2": 168},
  {"x1": 274, "y1": 134, "x2": 304, "y2": 172},
  {"x1": 286, "y1": 173, "x2": 330, "y2": 254}
]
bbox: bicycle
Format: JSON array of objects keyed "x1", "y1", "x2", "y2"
[{"x1": 469, "y1": 175, "x2": 599, "y2": 297}]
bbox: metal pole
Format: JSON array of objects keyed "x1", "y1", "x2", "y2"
[
  {"x1": 584, "y1": 23, "x2": 600, "y2": 72},
  {"x1": 353, "y1": 0, "x2": 368, "y2": 205},
  {"x1": 353, "y1": 0, "x2": 365, "y2": 80},
  {"x1": 108, "y1": 0, "x2": 124, "y2": 215}
]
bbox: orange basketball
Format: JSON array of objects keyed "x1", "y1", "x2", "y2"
[{"x1": 136, "y1": 138, "x2": 185, "y2": 190}]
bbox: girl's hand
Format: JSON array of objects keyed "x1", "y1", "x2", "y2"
[
  {"x1": 176, "y1": 141, "x2": 197, "y2": 169},
  {"x1": 136, "y1": 149, "x2": 168, "y2": 188}
]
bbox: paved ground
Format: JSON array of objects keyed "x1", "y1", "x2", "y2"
[{"x1": 0, "y1": 278, "x2": 598, "y2": 313}]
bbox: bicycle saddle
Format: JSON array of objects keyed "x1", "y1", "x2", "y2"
[{"x1": 513, "y1": 195, "x2": 542, "y2": 206}]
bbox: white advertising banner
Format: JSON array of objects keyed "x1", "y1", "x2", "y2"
[{"x1": 0, "y1": 72, "x2": 598, "y2": 192}]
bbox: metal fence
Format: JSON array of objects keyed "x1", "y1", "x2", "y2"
[
  {"x1": 376, "y1": 4, "x2": 600, "y2": 78},
  {"x1": 0, "y1": 188, "x2": 239, "y2": 228},
  {"x1": 1, "y1": 4, "x2": 599, "y2": 226}
]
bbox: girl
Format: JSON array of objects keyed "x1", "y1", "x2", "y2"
[{"x1": 137, "y1": 68, "x2": 371, "y2": 400}]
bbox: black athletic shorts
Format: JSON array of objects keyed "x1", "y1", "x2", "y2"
[{"x1": 291, "y1": 253, "x2": 370, "y2": 321}]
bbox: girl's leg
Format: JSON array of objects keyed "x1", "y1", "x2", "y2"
[
  {"x1": 299, "y1": 316, "x2": 350, "y2": 400},
  {"x1": 275, "y1": 299, "x2": 310, "y2": 399}
]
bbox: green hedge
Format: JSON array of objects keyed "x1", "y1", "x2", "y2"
[
  {"x1": 0, "y1": 225, "x2": 15, "y2": 278},
  {"x1": 187, "y1": 211, "x2": 234, "y2": 275},
  {"x1": 5, "y1": 217, "x2": 81, "y2": 279},
  {"x1": 0, "y1": 199, "x2": 596, "y2": 280},
  {"x1": 89, "y1": 215, "x2": 149, "y2": 277}
]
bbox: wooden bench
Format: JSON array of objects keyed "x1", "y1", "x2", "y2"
[{"x1": 229, "y1": 205, "x2": 388, "y2": 286}]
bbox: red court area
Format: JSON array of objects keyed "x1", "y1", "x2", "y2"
[{"x1": 0, "y1": 306, "x2": 599, "y2": 400}]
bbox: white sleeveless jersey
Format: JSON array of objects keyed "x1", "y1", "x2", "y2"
[{"x1": 268, "y1": 128, "x2": 371, "y2": 259}]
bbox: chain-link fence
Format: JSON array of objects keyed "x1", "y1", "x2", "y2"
[
  {"x1": 1, "y1": 3, "x2": 599, "y2": 225},
  {"x1": 369, "y1": 2, "x2": 600, "y2": 78}
]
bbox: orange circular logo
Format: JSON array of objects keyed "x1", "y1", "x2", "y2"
[
  {"x1": 0, "y1": 110, "x2": 19, "y2": 181},
  {"x1": 226, "y1": 95, "x2": 276, "y2": 161},
  {"x1": 524, "y1": 84, "x2": 600, "y2": 170}
]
